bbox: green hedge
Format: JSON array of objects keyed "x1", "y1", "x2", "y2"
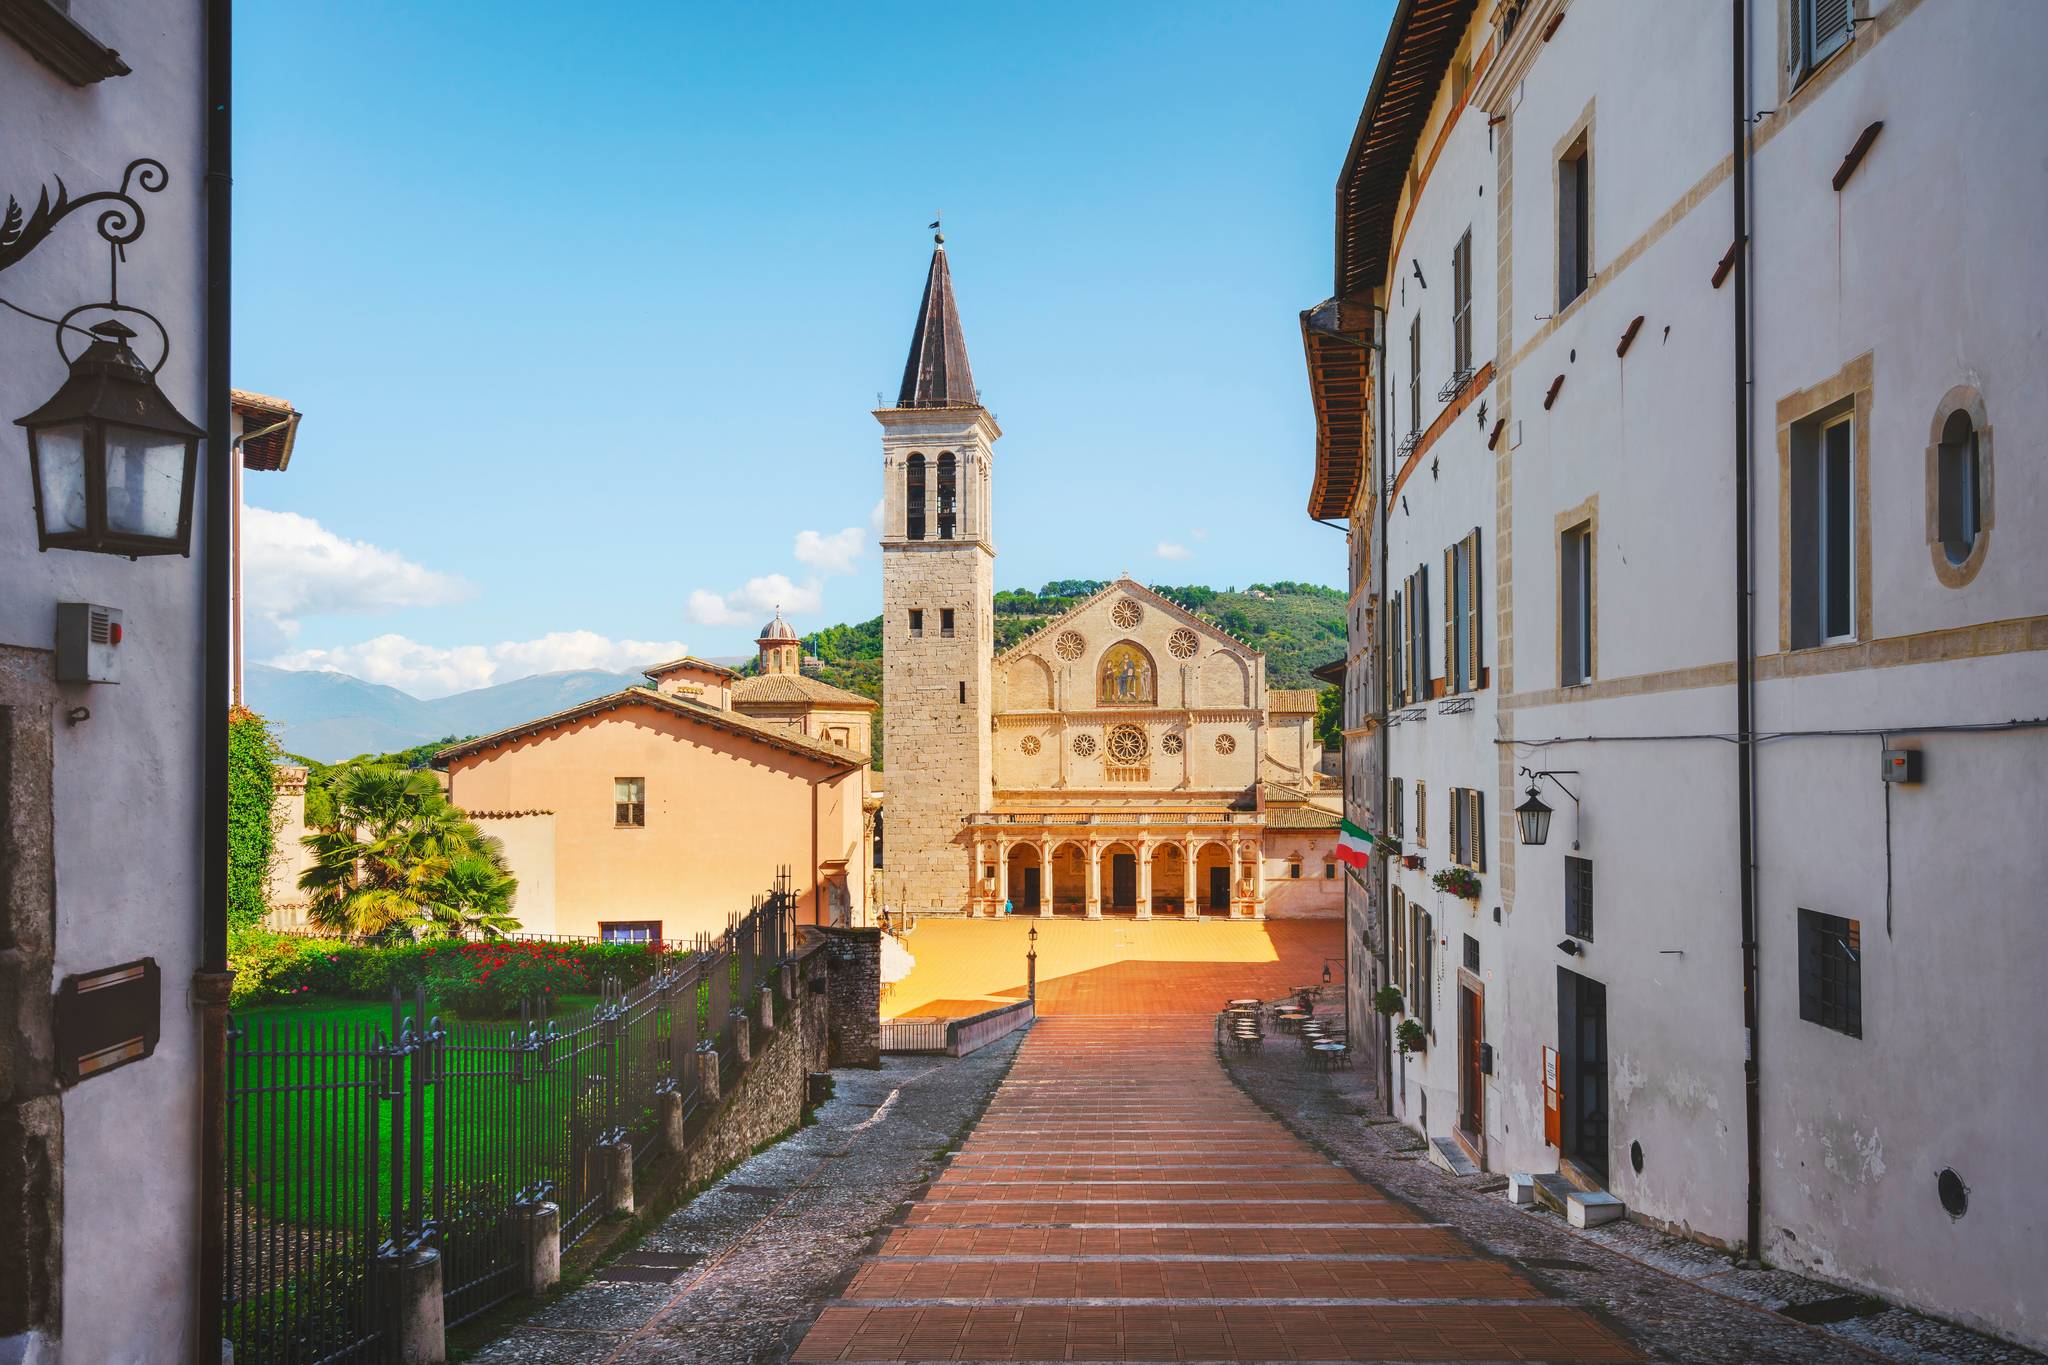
[
  {"x1": 226, "y1": 707, "x2": 279, "y2": 934},
  {"x1": 228, "y1": 931, "x2": 666, "y2": 1011}
]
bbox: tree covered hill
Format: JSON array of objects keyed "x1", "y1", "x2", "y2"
[{"x1": 787, "y1": 581, "x2": 1345, "y2": 765}]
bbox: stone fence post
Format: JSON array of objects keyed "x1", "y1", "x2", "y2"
[{"x1": 518, "y1": 1201, "x2": 561, "y2": 1296}]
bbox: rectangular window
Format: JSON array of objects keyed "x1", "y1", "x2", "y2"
[
  {"x1": 1565, "y1": 856, "x2": 1594, "y2": 940},
  {"x1": 908, "y1": 608, "x2": 924, "y2": 638},
  {"x1": 1407, "y1": 565, "x2": 1431, "y2": 700},
  {"x1": 941, "y1": 607, "x2": 956, "y2": 638},
  {"x1": 1388, "y1": 590, "x2": 1406, "y2": 708},
  {"x1": 1391, "y1": 886, "x2": 1408, "y2": 1004},
  {"x1": 1558, "y1": 134, "x2": 1590, "y2": 309},
  {"x1": 1415, "y1": 781, "x2": 1428, "y2": 847},
  {"x1": 599, "y1": 920, "x2": 660, "y2": 944},
  {"x1": 1790, "y1": 408, "x2": 1856, "y2": 647},
  {"x1": 1419, "y1": 910, "x2": 1435, "y2": 1035},
  {"x1": 1390, "y1": 777, "x2": 1405, "y2": 837},
  {"x1": 1448, "y1": 788, "x2": 1485, "y2": 869},
  {"x1": 1560, "y1": 523, "x2": 1593, "y2": 685},
  {"x1": 1798, "y1": 908, "x2": 1862, "y2": 1038},
  {"x1": 1409, "y1": 312, "x2": 1423, "y2": 434},
  {"x1": 1791, "y1": 0, "x2": 1854, "y2": 85},
  {"x1": 958, "y1": 680, "x2": 967, "y2": 704},
  {"x1": 1444, "y1": 530, "x2": 1483, "y2": 693},
  {"x1": 1324, "y1": 862, "x2": 1337, "y2": 880},
  {"x1": 1289, "y1": 862, "x2": 1303, "y2": 880},
  {"x1": 613, "y1": 777, "x2": 645, "y2": 828},
  {"x1": 1452, "y1": 229, "x2": 1473, "y2": 376},
  {"x1": 1463, "y1": 933, "x2": 1480, "y2": 974}
]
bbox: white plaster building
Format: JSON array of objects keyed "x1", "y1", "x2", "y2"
[
  {"x1": 1, "y1": 3, "x2": 226, "y2": 1358},
  {"x1": 1304, "y1": 0, "x2": 2048, "y2": 1348}
]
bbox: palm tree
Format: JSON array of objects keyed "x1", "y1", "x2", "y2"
[{"x1": 299, "y1": 764, "x2": 520, "y2": 940}]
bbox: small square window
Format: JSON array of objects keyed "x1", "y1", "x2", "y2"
[
  {"x1": 600, "y1": 920, "x2": 660, "y2": 944},
  {"x1": 941, "y1": 607, "x2": 956, "y2": 638},
  {"x1": 1324, "y1": 862, "x2": 1337, "y2": 880},
  {"x1": 1463, "y1": 933, "x2": 1480, "y2": 974},
  {"x1": 1289, "y1": 862, "x2": 1303, "y2": 880},
  {"x1": 1798, "y1": 908, "x2": 1862, "y2": 1038},
  {"x1": 614, "y1": 777, "x2": 645, "y2": 827},
  {"x1": 908, "y1": 608, "x2": 924, "y2": 638}
]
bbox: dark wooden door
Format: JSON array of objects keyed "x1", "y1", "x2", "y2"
[
  {"x1": 1207, "y1": 866, "x2": 1230, "y2": 912},
  {"x1": 1019, "y1": 866, "x2": 1041, "y2": 911},
  {"x1": 1557, "y1": 968, "x2": 1609, "y2": 1179},
  {"x1": 1110, "y1": 854, "x2": 1137, "y2": 908},
  {"x1": 1458, "y1": 984, "x2": 1484, "y2": 1141}
]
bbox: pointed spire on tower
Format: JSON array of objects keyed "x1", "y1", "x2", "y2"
[{"x1": 896, "y1": 229, "x2": 978, "y2": 409}]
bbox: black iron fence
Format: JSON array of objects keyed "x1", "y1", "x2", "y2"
[{"x1": 224, "y1": 879, "x2": 793, "y2": 1363}]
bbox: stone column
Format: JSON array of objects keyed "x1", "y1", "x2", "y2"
[
  {"x1": 1085, "y1": 841, "x2": 1103, "y2": 919},
  {"x1": 385, "y1": 1246, "x2": 445, "y2": 1364},
  {"x1": 1039, "y1": 841, "x2": 1054, "y2": 917},
  {"x1": 1251, "y1": 838, "x2": 1268, "y2": 919},
  {"x1": 1183, "y1": 838, "x2": 1200, "y2": 918},
  {"x1": 1136, "y1": 839, "x2": 1153, "y2": 918},
  {"x1": 995, "y1": 837, "x2": 1010, "y2": 913}
]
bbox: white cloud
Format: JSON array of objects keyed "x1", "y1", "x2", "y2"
[
  {"x1": 868, "y1": 499, "x2": 886, "y2": 539},
  {"x1": 793, "y1": 526, "x2": 867, "y2": 576},
  {"x1": 684, "y1": 573, "x2": 824, "y2": 627},
  {"x1": 1191, "y1": 527, "x2": 1210, "y2": 541},
  {"x1": 270, "y1": 630, "x2": 690, "y2": 699},
  {"x1": 241, "y1": 507, "x2": 471, "y2": 653},
  {"x1": 1155, "y1": 541, "x2": 1193, "y2": 561}
]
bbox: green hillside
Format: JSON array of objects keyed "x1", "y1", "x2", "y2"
[{"x1": 786, "y1": 581, "x2": 1344, "y2": 768}]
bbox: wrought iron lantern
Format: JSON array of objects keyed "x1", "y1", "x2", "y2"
[
  {"x1": 1514, "y1": 784, "x2": 1554, "y2": 846},
  {"x1": 18, "y1": 316, "x2": 202, "y2": 556}
]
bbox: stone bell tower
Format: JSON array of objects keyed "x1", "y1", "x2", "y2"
[{"x1": 877, "y1": 234, "x2": 999, "y2": 914}]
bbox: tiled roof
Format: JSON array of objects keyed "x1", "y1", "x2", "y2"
[
  {"x1": 232, "y1": 388, "x2": 302, "y2": 471},
  {"x1": 1266, "y1": 806, "x2": 1341, "y2": 830},
  {"x1": 1268, "y1": 688, "x2": 1324, "y2": 714},
  {"x1": 897, "y1": 241, "x2": 978, "y2": 409},
  {"x1": 732, "y1": 673, "x2": 879, "y2": 710},
  {"x1": 644, "y1": 655, "x2": 739, "y2": 680},
  {"x1": 438, "y1": 687, "x2": 864, "y2": 771}
]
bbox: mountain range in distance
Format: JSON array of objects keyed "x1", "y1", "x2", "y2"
[{"x1": 245, "y1": 661, "x2": 744, "y2": 763}]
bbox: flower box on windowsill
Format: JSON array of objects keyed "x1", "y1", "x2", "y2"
[
  {"x1": 1432, "y1": 867, "x2": 1482, "y2": 901},
  {"x1": 1402, "y1": 854, "x2": 1425, "y2": 871}
]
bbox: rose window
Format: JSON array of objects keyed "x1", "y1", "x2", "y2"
[
  {"x1": 1161, "y1": 733, "x2": 1184, "y2": 755},
  {"x1": 1215, "y1": 733, "x2": 1237, "y2": 755},
  {"x1": 1072, "y1": 733, "x2": 1097, "y2": 758},
  {"x1": 1110, "y1": 598, "x2": 1143, "y2": 629},
  {"x1": 1054, "y1": 630, "x2": 1085, "y2": 661},
  {"x1": 1107, "y1": 724, "x2": 1148, "y2": 764},
  {"x1": 1168, "y1": 627, "x2": 1198, "y2": 659},
  {"x1": 1021, "y1": 735, "x2": 1041, "y2": 755}
]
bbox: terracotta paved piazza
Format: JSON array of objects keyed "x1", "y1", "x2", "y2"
[{"x1": 792, "y1": 1016, "x2": 1643, "y2": 1362}]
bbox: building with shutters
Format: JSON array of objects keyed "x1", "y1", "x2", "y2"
[
  {"x1": 877, "y1": 236, "x2": 1343, "y2": 920},
  {"x1": 1301, "y1": 0, "x2": 2048, "y2": 1348}
]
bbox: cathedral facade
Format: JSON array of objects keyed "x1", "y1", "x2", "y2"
[{"x1": 877, "y1": 239, "x2": 1339, "y2": 918}]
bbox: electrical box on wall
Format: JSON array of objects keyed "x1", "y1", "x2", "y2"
[
  {"x1": 1881, "y1": 748, "x2": 1922, "y2": 784},
  {"x1": 55, "y1": 602, "x2": 122, "y2": 683}
]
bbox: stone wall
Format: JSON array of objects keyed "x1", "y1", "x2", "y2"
[
  {"x1": 811, "y1": 926, "x2": 881, "y2": 1068},
  {"x1": 680, "y1": 942, "x2": 834, "y2": 1187}
]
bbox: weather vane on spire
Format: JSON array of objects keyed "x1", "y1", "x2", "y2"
[{"x1": 929, "y1": 212, "x2": 944, "y2": 245}]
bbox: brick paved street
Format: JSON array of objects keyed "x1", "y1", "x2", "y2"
[{"x1": 791, "y1": 1017, "x2": 1642, "y2": 1362}]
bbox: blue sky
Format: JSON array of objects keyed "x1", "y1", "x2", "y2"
[{"x1": 235, "y1": 1, "x2": 1391, "y2": 696}]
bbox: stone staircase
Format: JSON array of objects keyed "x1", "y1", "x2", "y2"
[{"x1": 1511, "y1": 1168, "x2": 1626, "y2": 1228}]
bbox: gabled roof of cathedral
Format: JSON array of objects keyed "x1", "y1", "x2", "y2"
[
  {"x1": 994, "y1": 576, "x2": 1267, "y2": 665},
  {"x1": 896, "y1": 239, "x2": 978, "y2": 409}
]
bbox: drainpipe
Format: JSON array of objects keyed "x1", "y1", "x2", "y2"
[
  {"x1": 1731, "y1": 0, "x2": 1764, "y2": 1263},
  {"x1": 1372, "y1": 301, "x2": 1391, "y2": 1109},
  {"x1": 195, "y1": 0, "x2": 233, "y2": 1353}
]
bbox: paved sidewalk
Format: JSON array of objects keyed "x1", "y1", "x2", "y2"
[
  {"x1": 467, "y1": 1037, "x2": 1023, "y2": 1365},
  {"x1": 791, "y1": 1017, "x2": 1642, "y2": 1362}
]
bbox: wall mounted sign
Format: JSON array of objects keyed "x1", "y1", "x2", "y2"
[{"x1": 55, "y1": 956, "x2": 160, "y2": 1084}]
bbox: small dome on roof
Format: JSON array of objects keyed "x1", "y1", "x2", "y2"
[{"x1": 757, "y1": 610, "x2": 799, "y2": 642}]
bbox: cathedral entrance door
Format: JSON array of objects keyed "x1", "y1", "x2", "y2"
[
  {"x1": 1109, "y1": 853, "x2": 1137, "y2": 912},
  {"x1": 1207, "y1": 866, "x2": 1230, "y2": 914}
]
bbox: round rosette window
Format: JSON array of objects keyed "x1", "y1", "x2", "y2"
[
  {"x1": 1161, "y1": 733, "x2": 1184, "y2": 755},
  {"x1": 1111, "y1": 598, "x2": 1143, "y2": 629},
  {"x1": 1072, "y1": 733, "x2": 1097, "y2": 757},
  {"x1": 1054, "y1": 630, "x2": 1085, "y2": 661},
  {"x1": 1107, "y1": 724, "x2": 1148, "y2": 764},
  {"x1": 1168, "y1": 627, "x2": 1198, "y2": 659},
  {"x1": 1215, "y1": 733, "x2": 1237, "y2": 755},
  {"x1": 1020, "y1": 735, "x2": 1041, "y2": 755}
]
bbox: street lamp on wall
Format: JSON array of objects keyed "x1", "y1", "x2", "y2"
[
  {"x1": 1515, "y1": 768, "x2": 1582, "y2": 848},
  {"x1": 19, "y1": 317, "x2": 202, "y2": 556}
]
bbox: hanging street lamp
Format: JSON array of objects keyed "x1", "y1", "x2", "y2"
[
  {"x1": 18, "y1": 316, "x2": 202, "y2": 556},
  {"x1": 1515, "y1": 784, "x2": 1555, "y2": 847}
]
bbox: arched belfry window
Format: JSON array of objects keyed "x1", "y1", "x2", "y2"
[
  {"x1": 905, "y1": 453, "x2": 926, "y2": 540},
  {"x1": 936, "y1": 452, "x2": 958, "y2": 540},
  {"x1": 1937, "y1": 410, "x2": 1980, "y2": 566}
]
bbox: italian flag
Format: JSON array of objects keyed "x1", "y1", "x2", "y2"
[{"x1": 1335, "y1": 817, "x2": 1374, "y2": 868}]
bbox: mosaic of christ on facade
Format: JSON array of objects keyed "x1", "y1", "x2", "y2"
[{"x1": 1098, "y1": 642, "x2": 1156, "y2": 704}]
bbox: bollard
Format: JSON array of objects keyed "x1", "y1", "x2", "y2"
[
  {"x1": 759, "y1": 985, "x2": 775, "y2": 1032},
  {"x1": 599, "y1": 1140, "x2": 635, "y2": 1218},
  {"x1": 780, "y1": 960, "x2": 797, "y2": 1003},
  {"x1": 518, "y1": 1201, "x2": 561, "y2": 1296},
  {"x1": 386, "y1": 1245, "x2": 445, "y2": 1364},
  {"x1": 697, "y1": 1042, "x2": 722, "y2": 1106},
  {"x1": 730, "y1": 1010, "x2": 751, "y2": 1067},
  {"x1": 659, "y1": 1089, "x2": 686, "y2": 1155}
]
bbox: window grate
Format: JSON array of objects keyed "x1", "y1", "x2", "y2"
[
  {"x1": 1565, "y1": 856, "x2": 1593, "y2": 940},
  {"x1": 1798, "y1": 908, "x2": 1861, "y2": 1038}
]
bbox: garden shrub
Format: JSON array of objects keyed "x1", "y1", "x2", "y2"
[
  {"x1": 229, "y1": 931, "x2": 668, "y2": 1014},
  {"x1": 226, "y1": 707, "x2": 280, "y2": 934}
]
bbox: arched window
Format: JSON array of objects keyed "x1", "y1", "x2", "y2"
[
  {"x1": 936, "y1": 452, "x2": 957, "y2": 540},
  {"x1": 1937, "y1": 410, "x2": 1980, "y2": 566},
  {"x1": 905, "y1": 453, "x2": 926, "y2": 540}
]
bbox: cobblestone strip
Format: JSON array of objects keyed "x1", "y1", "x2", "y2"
[
  {"x1": 466, "y1": 1036, "x2": 1024, "y2": 1365},
  {"x1": 790, "y1": 1016, "x2": 1643, "y2": 1362}
]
